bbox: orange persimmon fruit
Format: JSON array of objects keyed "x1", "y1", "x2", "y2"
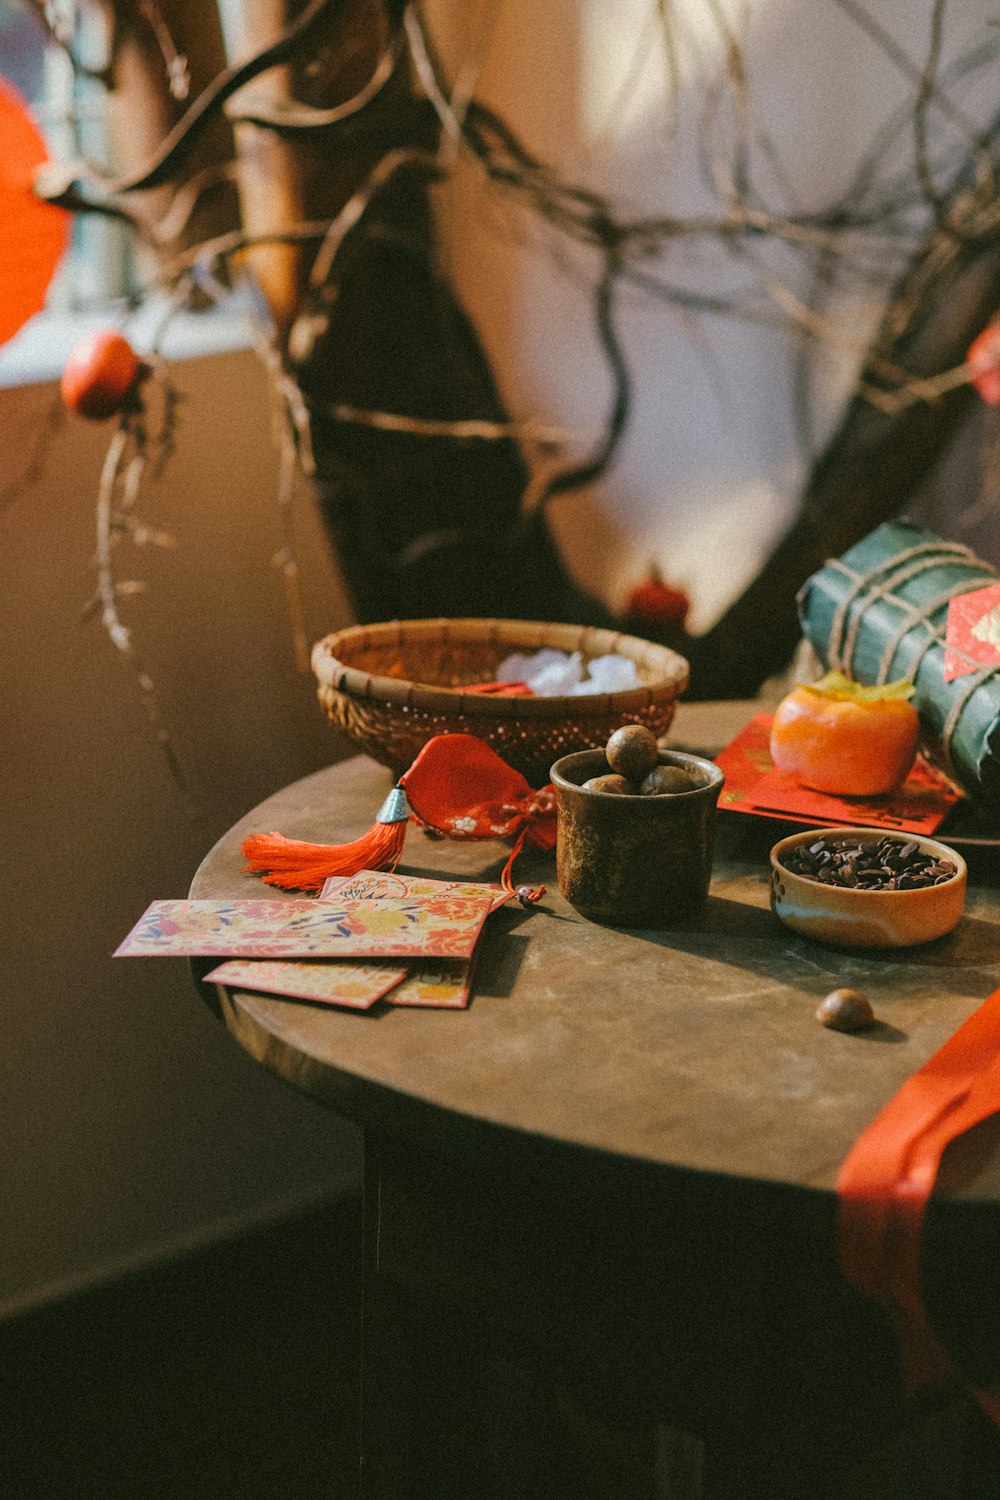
[{"x1": 769, "y1": 671, "x2": 920, "y2": 796}]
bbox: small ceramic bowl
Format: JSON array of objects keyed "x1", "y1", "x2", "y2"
[{"x1": 769, "y1": 826, "x2": 967, "y2": 948}]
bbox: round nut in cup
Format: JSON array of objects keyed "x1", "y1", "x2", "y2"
[
  {"x1": 549, "y1": 749, "x2": 725, "y2": 927},
  {"x1": 769, "y1": 827, "x2": 967, "y2": 948}
]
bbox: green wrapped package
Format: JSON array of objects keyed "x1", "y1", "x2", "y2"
[{"x1": 797, "y1": 520, "x2": 1000, "y2": 805}]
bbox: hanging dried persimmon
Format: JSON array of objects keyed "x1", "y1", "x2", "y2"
[{"x1": 60, "y1": 330, "x2": 145, "y2": 420}]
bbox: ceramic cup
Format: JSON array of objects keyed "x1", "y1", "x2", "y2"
[{"x1": 549, "y1": 748, "x2": 725, "y2": 927}]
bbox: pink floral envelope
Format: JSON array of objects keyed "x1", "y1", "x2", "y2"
[
  {"x1": 319, "y1": 870, "x2": 511, "y2": 912},
  {"x1": 114, "y1": 893, "x2": 494, "y2": 960},
  {"x1": 317, "y1": 872, "x2": 509, "y2": 1008},
  {"x1": 201, "y1": 959, "x2": 406, "y2": 1009},
  {"x1": 190, "y1": 875, "x2": 503, "y2": 1010},
  {"x1": 387, "y1": 961, "x2": 475, "y2": 1009},
  {"x1": 201, "y1": 955, "x2": 475, "y2": 1010}
]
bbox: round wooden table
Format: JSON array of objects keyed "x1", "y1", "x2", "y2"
[{"x1": 191, "y1": 702, "x2": 1000, "y2": 1500}]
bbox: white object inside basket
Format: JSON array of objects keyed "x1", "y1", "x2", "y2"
[{"x1": 496, "y1": 648, "x2": 640, "y2": 696}]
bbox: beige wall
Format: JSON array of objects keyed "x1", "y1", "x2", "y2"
[
  {"x1": 424, "y1": 0, "x2": 1000, "y2": 625},
  {"x1": 0, "y1": 348, "x2": 362, "y2": 1314}
]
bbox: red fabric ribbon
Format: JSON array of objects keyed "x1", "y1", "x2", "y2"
[
  {"x1": 462, "y1": 680, "x2": 534, "y2": 696},
  {"x1": 837, "y1": 986, "x2": 1000, "y2": 1424}
]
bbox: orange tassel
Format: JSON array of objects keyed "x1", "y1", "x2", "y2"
[
  {"x1": 241, "y1": 738, "x2": 554, "y2": 902},
  {"x1": 241, "y1": 786, "x2": 409, "y2": 892}
]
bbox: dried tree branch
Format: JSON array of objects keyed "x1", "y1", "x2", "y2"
[{"x1": 35, "y1": 0, "x2": 341, "y2": 202}]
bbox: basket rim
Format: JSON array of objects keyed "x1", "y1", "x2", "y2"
[{"x1": 311, "y1": 617, "x2": 689, "y2": 719}]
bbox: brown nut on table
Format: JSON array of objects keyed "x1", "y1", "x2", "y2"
[
  {"x1": 816, "y1": 988, "x2": 875, "y2": 1032},
  {"x1": 640, "y1": 765, "x2": 699, "y2": 796},
  {"x1": 582, "y1": 773, "x2": 634, "y2": 794},
  {"x1": 605, "y1": 724, "x2": 660, "y2": 781}
]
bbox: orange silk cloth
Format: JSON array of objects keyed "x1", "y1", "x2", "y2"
[
  {"x1": 837, "y1": 985, "x2": 1000, "y2": 1424},
  {"x1": 0, "y1": 78, "x2": 70, "y2": 347}
]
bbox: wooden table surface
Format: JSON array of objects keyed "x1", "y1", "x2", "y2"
[{"x1": 190, "y1": 699, "x2": 1000, "y2": 1204}]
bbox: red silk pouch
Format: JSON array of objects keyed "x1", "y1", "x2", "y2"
[
  {"x1": 242, "y1": 733, "x2": 555, "y2": 897},
  {"x1": 401, "y1": 733, "x2": 556, "y2": 848}
]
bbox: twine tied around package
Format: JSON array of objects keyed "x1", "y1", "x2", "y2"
[
  {"x1": 241, "y1": 733, "x2": 556, "y2": 901},
  {"x1": 819, "y1": 540, "x2": 1000, "y2": 779}
]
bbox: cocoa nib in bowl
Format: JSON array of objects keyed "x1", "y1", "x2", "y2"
[
  {"x1": 779, "y1": 833, "x2": 959, "y2": 892},
  {"x1": 769, "y1": 827, "x2": 967, "y2": 949}
]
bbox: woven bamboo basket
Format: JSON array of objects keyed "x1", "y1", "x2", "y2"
[{"x1": 311, "y1": 618, "x2": 690, "y2": 785}]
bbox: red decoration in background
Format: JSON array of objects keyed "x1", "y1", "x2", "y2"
[
  {"x1": 967, "y1": 321, "x2": 1000, "y2": 405},
  {"x1": 0, "y1": 77, "x2": 70, "y2": 348},
  {"x1": 626, "y1": 566, "x2": 690, "y2": 628}
]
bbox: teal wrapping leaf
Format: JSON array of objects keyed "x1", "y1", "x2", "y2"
[{"x1": 797, "y1": 521, "x2": 1000, "y2": 804}]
